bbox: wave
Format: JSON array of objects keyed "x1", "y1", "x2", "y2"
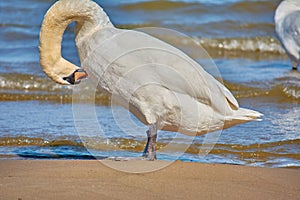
[
  {"x1": 228, "y1": 1, "x2": 278, "y2": 14},
  {"x1": 223, "y1": 74, "x2": 300, "y2": 102},
  {"x1": 0, "y1": 69, "x2": 299, "y2": 103},
  {"x1": 119, "y1": 0, "x2": 278, "y2": 13},
  {"x1": 1, "y1": 136, "x2": 299, "y2": 163},
  {"x1": 0, "y1": 136, "x2": 83, "y2": 147},
  {"x1": 0, "y1": 74, "x2": 110, "y2": 104},
  {"x1": 1, "y1": 135, "x2": 299, "y2": 154},
  {"x1": 131, "y1": 31, "x2": 286, "y2": 58},
  {"x1": 194, "y1": 21, "x2": 275, "y2": 37},
  {"x1": 120, "y1": 1, "x2": 200, "y2": 11},
  {"x1": 198, "y1": 37, "x2": 285, "y2": 55}
]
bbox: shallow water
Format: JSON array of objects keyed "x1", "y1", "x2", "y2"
[{"x1": 0, "y1": 0, "x2": 299, "y2": 168}]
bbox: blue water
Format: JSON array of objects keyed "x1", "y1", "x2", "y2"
[{"x1": 0, "y1": 0, "x2": 299, "y2": 168}]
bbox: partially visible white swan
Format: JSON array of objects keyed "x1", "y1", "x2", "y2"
[
  {"x1": 275, "y1": 0, "x2": 300, "y2": 70},
  {"x1": 39, "y1": 0, "x2": 262, "y2": 160}
]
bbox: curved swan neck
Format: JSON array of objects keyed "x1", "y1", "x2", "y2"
[{"x1": 39, "y1": 0, "x2": 112, "y2": 84}]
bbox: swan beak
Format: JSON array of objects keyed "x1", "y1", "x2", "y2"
[
  {"x1": 74, "y1": 69, "x2": 88, "y2": 83},
  {"x1": 63, "y1": 69, "x2": 88, "y2": 85}
]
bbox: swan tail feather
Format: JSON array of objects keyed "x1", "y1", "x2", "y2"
[{"x1": 224, "y1": 108, "x2": 263, "y2": 128}]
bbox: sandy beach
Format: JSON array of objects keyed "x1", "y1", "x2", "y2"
[{"x1": 0, "y1": 160, "x2": 299, "y2": 200}]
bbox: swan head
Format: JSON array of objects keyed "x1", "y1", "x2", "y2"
[
  {"x1": 40, "y1": 56, "x2": 88, "y2": 85},
  {"x1": 62, "y1": 68, "x2": 88, "y2": 85},
  {"x1": 39, "y1": 0, "x2": 113, "y2": 84}
]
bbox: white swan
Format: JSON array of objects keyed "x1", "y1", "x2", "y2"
[
  {"x1": 275, "y1": 0, "x2": 300, "y2": 70},
  {"x1": 39, "y1": 0, "x2": 262, "y2": 160}
]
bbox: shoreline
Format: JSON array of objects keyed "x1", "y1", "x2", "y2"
[{"x1": 1, "y1": 160, "x2": 299, "y2": 200}]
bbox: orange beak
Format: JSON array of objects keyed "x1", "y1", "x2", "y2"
[{"x1": 74, "y1": 69, "x2": 88, "y2": 83}]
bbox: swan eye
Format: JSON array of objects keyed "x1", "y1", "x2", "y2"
[{"x1": 63, "y1": 69, "x2": 88, "y2": 85}]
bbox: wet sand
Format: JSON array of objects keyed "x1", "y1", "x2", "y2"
[{"x1": 0, "y1": 160, "x2": 299, "y2": 200}]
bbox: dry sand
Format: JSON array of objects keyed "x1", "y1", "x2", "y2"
[{"x1": 0, "y1": 160, "x2": 299, "y2": 200}]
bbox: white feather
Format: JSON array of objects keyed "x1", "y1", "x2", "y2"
[{"x1": 275, "y1": 0, "x2": 300, "y2": 69}]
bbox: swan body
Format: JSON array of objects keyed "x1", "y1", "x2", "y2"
[
  {"x1": 275, "y1": 0, "x2": 300, "y2": 70},
  {"x1": 39, "y1": 0, "x2": 262, "y2": 159}
]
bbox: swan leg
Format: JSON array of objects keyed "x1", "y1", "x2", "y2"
[
  {"x1": 292, "y1": 61, "x2": 298, "y2": 70},
  {"x1": 142, "y1": 124, "x2": 157, "y2": 160}
]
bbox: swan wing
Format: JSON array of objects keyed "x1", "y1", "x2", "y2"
[{"x1": 81, "y1": 28, "x2": 239, "y2": 116}]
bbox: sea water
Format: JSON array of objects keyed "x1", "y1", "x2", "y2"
[{"x1": 0, "y1": 0, "x2": 299, "y2": 168}]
